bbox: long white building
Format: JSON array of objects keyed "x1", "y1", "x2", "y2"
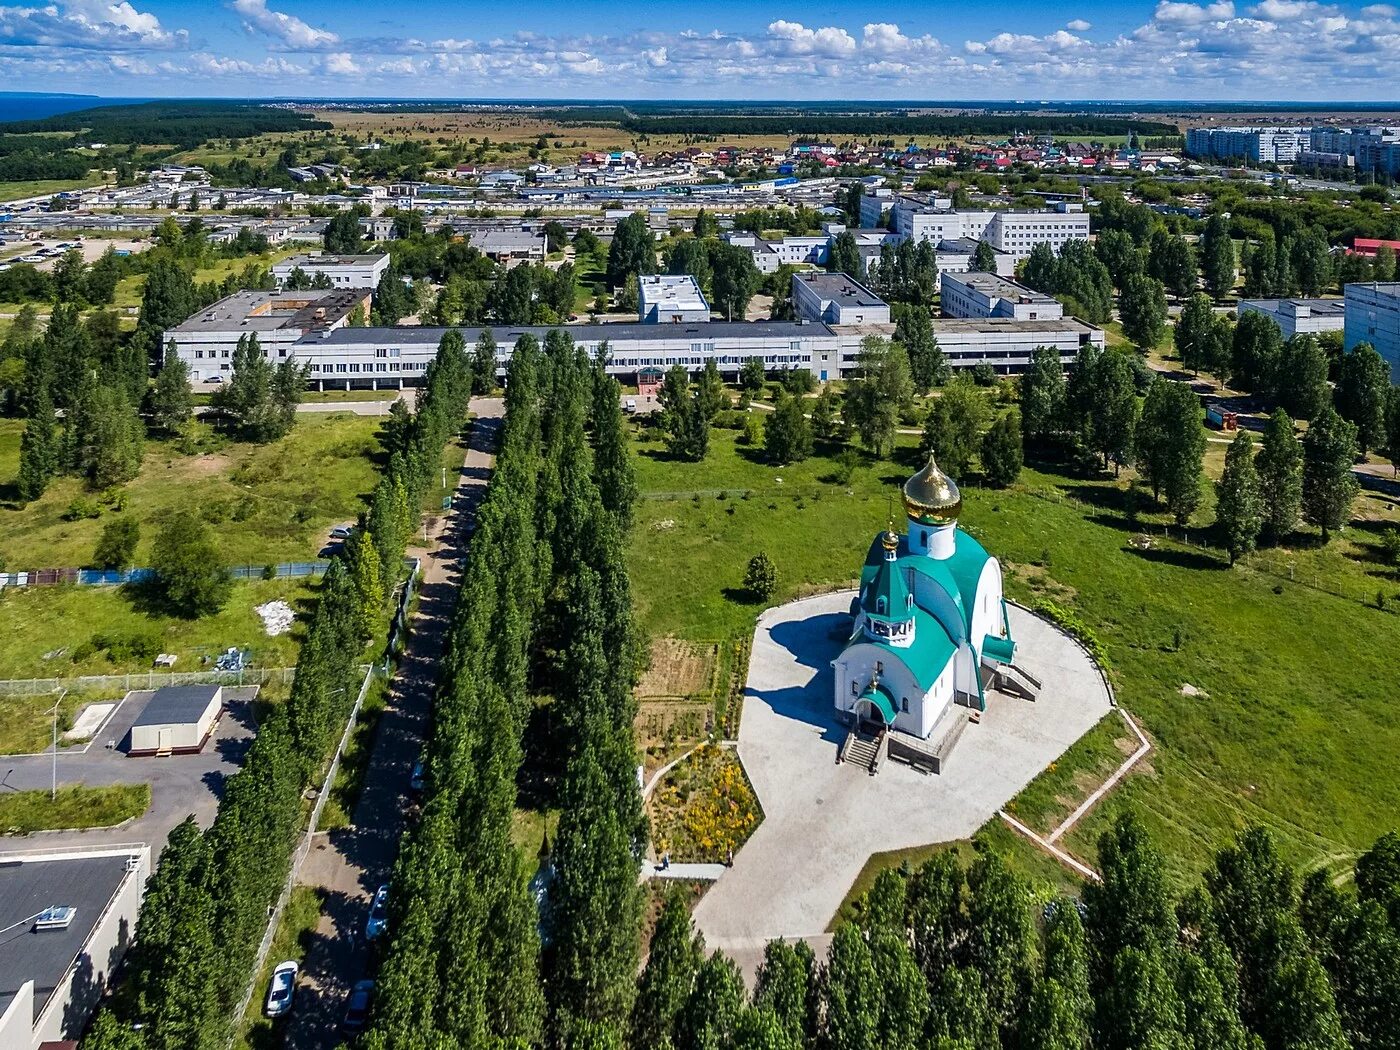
[
  {"x1": 940, "y1": 271, "x2": 1063, "y2": 321},
  {"x1": 860, "y1": 191, "x2": 1089, "y2": 260},
  {"x1": 270, "y1": 252, "x2": 390, "y2": 289}
]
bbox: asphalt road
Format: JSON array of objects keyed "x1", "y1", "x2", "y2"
[
  {"x1": 282, "y1": 398, "x2": 503, "y2": 1049},
  {"x1": 0, "y1": 686, "x2": 261, "y2": 852}
]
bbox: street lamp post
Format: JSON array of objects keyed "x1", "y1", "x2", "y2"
[{"x1": 48, "y1": 689, "x2": 66, "y2": 801}]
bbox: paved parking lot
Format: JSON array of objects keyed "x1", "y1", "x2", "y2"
[
  {"x1": 0, "y1": 686, "x2": 260, "y2": 853},
  {"x1": 691, "y1": 592, "x2": 1112, "y2": 972}
]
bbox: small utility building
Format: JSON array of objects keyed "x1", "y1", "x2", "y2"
[{"x1": 127, "y1": 685, "x2": 223, "y2": 756}]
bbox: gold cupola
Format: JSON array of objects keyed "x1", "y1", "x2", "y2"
[{"x1": 903, "y1": 452, "x2": 962, "y2": 526}]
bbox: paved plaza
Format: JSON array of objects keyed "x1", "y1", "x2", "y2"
[{"x1": 692, "y1": 591, "x2": 1113, "y2": 966}]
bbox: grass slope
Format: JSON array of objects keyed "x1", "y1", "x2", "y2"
[{"x1": 0, "y1": 783, "x2": 150, "y2": 833}]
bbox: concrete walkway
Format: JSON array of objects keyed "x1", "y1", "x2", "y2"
[
  {"x1": 692, "y1": 592, "x2": 1112, "y2": 974},
  {"x1": 283, "y1": 398, "x2": 503, "y2": 1050}
]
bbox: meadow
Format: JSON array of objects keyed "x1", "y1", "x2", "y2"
[{"x1": 626, "y1": 413, "x2": 1400, "y2": 887}]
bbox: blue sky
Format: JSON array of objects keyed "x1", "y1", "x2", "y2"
[{"x1": 3, "y1": 0, "x2": 1400, "y2": 100}]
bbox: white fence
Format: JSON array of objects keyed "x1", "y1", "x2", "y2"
[{"x1": 0, "y1": 667, "x2": 298, "y2": 698}]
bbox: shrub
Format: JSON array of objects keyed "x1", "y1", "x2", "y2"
[
  {"x1": 65, "y1": 497, "x2": 103, "y2": 521},
  {"x1": 151, "y1": 512, "x2": 232, "y2": 618},
  {"x1": 93, "y1": 517, "x2": 140, "y2": 570},
  {"x1": 262, "y1": 563, "x2": 278, "y2": 581},
  {"x1": 743, "y1": 552, "x2": 777, "y2": 602},
  {"x1": 94, "y1": 630, "x2": 162, "y2": 663}
]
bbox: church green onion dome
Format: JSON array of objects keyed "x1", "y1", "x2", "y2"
[{"x1": 903, "y1": 452, "x2": 962, "y2": 526}]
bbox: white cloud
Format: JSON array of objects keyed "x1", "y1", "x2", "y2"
[
  {"x1": 319, "y1": 50, "x2": 357, "y2": 74},
  {"x1": 1067, "y1": 18, "x2": 1093, "y2": 30},
  {"x1": 766, "y1": 20, "x2": 857, "y2": 57},
  {"x1": 0, "y1": 0, "x2": 185, "y2": 49},
  {"x1": 229, "y1": 0, "x2": 339, "y2": 49},
  {"x1": 1250, "y1": 0, "x2": 1317, "y2": 18},
  {"x1": 1154, "y1": 1, "x2": 1236, "y2": 24},
  {"x1": 1363, "y1": 3, "x2": 1398, "y2": 14}
]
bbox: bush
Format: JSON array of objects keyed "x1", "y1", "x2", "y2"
[
  {"x1": 743, "y1": 552, "x2": 777, "y2": 602},
  {"x1": 151, "y1": 512, "x2": 232, "y2": 618},
  {"x1": 971, "y1": 361, "x2": 998, "y2": 387},
  {"x1": 94, "y1": 630, "x2": 162, "y2": 664},
  {"x1": 93, "y1": 517, "x2": 140, "y2": 570},
  {"x1": 262, "y1": 563, "x2": 278, "y2": 580},
  {"x1": 64, "y1": 497, "x2": 103, "y2": 521}
]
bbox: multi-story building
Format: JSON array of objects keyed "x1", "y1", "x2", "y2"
[
  {"x1": 940, "y1": 271, "x2": 1063, "y2": 321},
  {"x1": 270, "y1": 252, "x2": 390, "y2": 290},
  {"x1": 1344, "y1": 282, "x2": 1400, "y2": 381},
  {"x1": 792, "y1": 272, "x2": 891, "y2": 326},
  {"x1": 877, "y1": 194, "x2": 1089, "y2": 260},
  {"x1": 1185, "y1": 126, "x2": 1309, "y2": 163},
  {"x1": 1237, "y1": 298, "x2": 1346, "y2": 339},
  {"x1": 638, "y1": 274, "x2": 711, "y2": 324},
  {"x1": 167, "y1": 289, "x2": 371, "y2": 382}
]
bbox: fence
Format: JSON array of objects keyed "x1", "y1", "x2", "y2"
[
  {"x1": 0, "y1": 666, "x2": 299, "y2": 698},
  {"x1": 388, "y1": 559, "x2": 422, "y2": 653},
  {"x1": 0, "y1": 561, "x2": 331, "y2": 590}
]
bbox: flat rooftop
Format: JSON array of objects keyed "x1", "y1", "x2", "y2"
[
  {"x1": 794, "y1": 272, "x2": 887, "y2": 310},
  {"x1": 171, "y1": 290, "x2": 367, "y2": 335},
  {"x1": 310, "y1": 320, "x2": 838, "y2": 347},
  {"x1": 0, "y1": 853, "x2": 135, "y2": 1025},
  {"x1": 1239, "y1": 297, "x2": 1346, "y2": 316},
  {"x1": 639, "y1": 274, "x2": 708, "y2": 313},
  {"x1": 834, "y1": 318, "x2": 1100, "y2": 337},
  {"x1": 132, "y1": 685, "x2": 220, "y2": 728},
  {"x1": 275, "y1": 253, "x2": 387, "y2": 268},
  {"x1": 943, "y1": 270, "x2": 1059, "y2": 306}
]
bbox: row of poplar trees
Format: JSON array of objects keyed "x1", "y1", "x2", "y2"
[
  {"x1": 360, "y1": 327, "x2": 643, "y2": 1048},
  {"x1": 81, "y1": 329, "x2": 473, "y2": 1050},
  {"x1": 634, "y1": 814, "x2": 1400, "y2": 1050}
]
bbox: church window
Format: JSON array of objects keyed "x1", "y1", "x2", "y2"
[
  {"x1": 876, "y1": 596, "x2": 887, "y2": 614},
  {"x1": 852, "y1": 681, "x2": 859, "y2": 696},
  {"x1": 901, "y1": 697, "x2": 909, "y2": 713},
  {"x1": 920, "y1": 531, "x2": 928, "y2": 548},
  {"x1": 876, "y1": 660, "x2": 884, "y2": 674}
]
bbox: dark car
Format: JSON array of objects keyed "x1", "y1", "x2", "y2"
[{"x1": 341, "y1": 979, "x2": 375, "y2": 1034}]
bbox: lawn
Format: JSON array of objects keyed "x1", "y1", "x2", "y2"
[
  {"x1": 0, "y1": 413, "x2": 384, "y2": 570},
  {"x1": 0, "y1": 783, "x2": 150, "y2": 834},
  {"x1": 0, "y1": 178, "x2": 104, "y2": 202},
  {"x1": 0, "y1": 576, "x2": 315, "y2": 679},
  {"x1": 0, "y1": 690, "x2": 103, "y2": 754},
  {"x1": 627, "y1": 415, "x2": 1400, "y2": 887}
]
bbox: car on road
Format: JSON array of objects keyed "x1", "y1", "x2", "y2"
[
  {"x1": 341, "y1": 979, "x2": 375, "y2": 1034},
  {"x1": 365, "y1": 884, "x2": 390, "y2": 940},
  {"x1": 625, "y1": 398, "x2": 637, "y2": 414},
  {"x1": 264, "y1": 960, "x2": 298, "y2": 1018},
  {"x1": 329, "y1": 523, "x2": 356, "y2": 541},
  {"x1": 410, "y1": 760, "x2": 425, "y2": 793}
]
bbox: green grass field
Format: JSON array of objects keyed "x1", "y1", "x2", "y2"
[
  {"x1": 0, "y1": 178, "x2": 104, "y2": 202},
  {"x1": 0, "y1": 690, "x2": 107, "y2": 754},
  {"x1": 627, "y1": 415, "x2": 1400, "y2": 887},
  {"x1": 0, "y1": 413, "x2": 384, "y2": 570},
  {"x1": 0, "y1": 783, "x2": 150, "y2": 834},
  {"x1": 0, "y1": 576, "x2": 316, "y2": 679}
]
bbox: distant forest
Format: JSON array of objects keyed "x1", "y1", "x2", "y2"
[
  {"x1": 0, "y1": 101, "x2": 329, "y2": 148},
  {"x1": 612, "y1": 113, "x2": 1179, "y2": 138}
]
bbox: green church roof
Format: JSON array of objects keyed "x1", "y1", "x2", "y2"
[
  {"x1": 860, "y1": 553, "x2": 913, "y2": 623},
  {"x1": 860, "y1": 528, "x2": 993, "y2": 639},
  {"x1": 856, "y1": 682, "x2": 898, "y2": 724},
  {"x1": 849, "y1": 603, "x2": 957, "y2": 690}
]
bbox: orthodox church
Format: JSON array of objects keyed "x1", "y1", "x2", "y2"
[{"x1": 833, "y1": 453, "x2": 1017, "y2": 741}]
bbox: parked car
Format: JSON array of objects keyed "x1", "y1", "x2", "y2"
[
  {"x1": 329, "y1": 523, "x2": 356, "y2": 541},
  {"x1": 207, "y1": 375, "x2": 224, "y2": 384},
  {"x1": 625, "y1": 398, "x2": 637, "y2": 414},
  {"x1": 341, "y1": 979, "x2": 374, "y2": 1034},
  {"x1": 264, "y1": 960, "x2": 298, "y2": 1018},
  {"x1": 410, "y1": 760, "x2": 425, "y2": 793},
  {"x1": 365, "y1": 884, "x2": 390, "y2": 940}
]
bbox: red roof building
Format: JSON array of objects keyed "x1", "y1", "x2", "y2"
[{"x1": 1350, "y1": 237, "x2": 1400, "y2": 256}]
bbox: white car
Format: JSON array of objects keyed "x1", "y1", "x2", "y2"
[
  {"x1": 365, "y1": 884, "x2": 390, "y2": 940},
  {"x1": 264, "y1": 960, "x2": 298, "y2": 1018},
  {"x1": 329, "y1": 523, "x2": 356, "y2": 541}
]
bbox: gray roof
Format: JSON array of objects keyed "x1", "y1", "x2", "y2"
[
  {"x1": 0, "y1": 854, "x2": 134, "y2": 1025},
  {"x1": 171, "y1": 290, "x2": 366, "y2": 335},
  {"x1": 794, "y1": 272, "x2": 886, "y2": 310},
  {"x1": 132, "y1": 685, "x2": 221, "y2": 728},
  {"x1": 308, "y1": 320, "x2": 838, "y2": 346}
]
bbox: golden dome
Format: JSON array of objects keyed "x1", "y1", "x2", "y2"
[{"x1": 903, "y1": 452, "x2": 962, "y2": 526}]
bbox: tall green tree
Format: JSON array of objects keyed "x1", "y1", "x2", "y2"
[
  {"x1": 1136, "y1": 377, "x2": 1206, "y2": 524},
  {"x1": 605, "y1": 213, "x2": 656, "y2": 289},
  {"x1": 1175, "y1": 294, "x2": 1217, "y2": 375},
  {"x1": 1278, "y1": 334, "x2": 1331, "y2": 422},
  {"x1": 827, "y1": 231, "x2": 864, "y2": 279},
  {"x1": 675, "y1": 952, "x2": 746, "y2": 1050},
  {"x1": 151, "y1": 511, "x2": 232, "y2": 617},
  {"x1": 981, "y1": 408, "x2": 1024, "y2": 488},
  {"x1": 1334, "y1": 342, "x2": 1391, "y2": 455},
  {"x1": 631, "y1": 890, "x2": 704, "y2": 1050},
  {"x1": 842, "y1": 336, "x2": 913, "y2": 456},
  {"x1": 1201, "y1": 214, "x2": 1237, "y2": 300},
  {"x1": 70, "y1": 384, "x2": 144, "y2": 489},
  {"x1": 15, "y1": 387, "x2": 58, "y2": 501},
  {"x1": 343, "y1": 527, "x2": 383, "y2": 642},
  {"x1": 1216, "y1": 431, "x2": 1264, "y2": 564},
  {"x1": 1019, "y1": 345, "x2": 1067, "y2": 446},
  {"x1": 920, "y1": 377, "x2": 987, "y2": 479},
  {"x1": 764, "y1": 390, "x2": 813, "y2": 465},
  {"x1": 972, "y1": 239, "x2": 998, "y2": 273},
  {"x1": 895, "y1": 306, "x2": 947, "y2": 392},
  {"x1": 1302, "y1": 406, "x2": 1360, "y2": 543},
  {"x1": 1148, "y1": 229, "x2": 1197, "y2": 301},
  {"x1": 149, "y1": 345, "x2": 194, "y2": 434},
  {"x1": 323, "y1": 211, "x2": 364, "y2": 254},
  {"x1": 1119, "y1": 273, "x2": 1169, "y2": 349},
  {"x1": 1257, "y1": 409, "x2": 1304, "y2": 542},
  {"x1": 1231, "y1": 311, "x2": 1285, "y2": 401},
  {"x1": 1090, "y1": 350, "x2": 1140, "y2": 475},
  {"x1": 823, "y1": 924, "x2": 881, "y2": 1050}
]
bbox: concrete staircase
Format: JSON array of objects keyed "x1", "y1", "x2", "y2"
[
  {"x1": 841, "y1": 729, "x2": 883, "y2": 775},
  {"x1": 994, "y1": 663, "x2": 1043, "y2": 701}
]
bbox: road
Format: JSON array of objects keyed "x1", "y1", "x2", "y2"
[{"x1": 283, "y1": 397, "x2": 503, "y2": 1049}]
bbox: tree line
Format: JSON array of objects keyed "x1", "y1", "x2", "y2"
[
  {"x1": 361, "y1": 328, "x2": 645, "y2": 1047},
  {"x1": 627, "y1": 814, "x2": 1400, "y2": 1050},
  {"x1": 81, "y1": 328, "x2": 472, "y2": 1050}
]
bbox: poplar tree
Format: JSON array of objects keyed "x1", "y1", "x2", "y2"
[
  {"x1": 472, "y1": 327, "x2": 497, "y2": 394},
  {"x1": 1257, "y1": 409, "x2": 1303, "y2": 542},
  {"x1": 1334, "y1": 342, "x2": 1391, "y2": 455},
  {"x1": 632, "y1": 891, "x2": 704, "y2": 1049},
  {"x1": 1119, "y1": 273, "x2": 1168, "y2": 349},
  {"x1": 1201, "y1": 213, "x2": 1237, "y2": 300},
  {"x1": 343, "y1": 528, "x2": 383, "y2": 641},
  {"x1": 1136, "y1": 377, "x2": 1205, "y2": 523},
  {"x1": 16, "y1": 387, "x2": 57, "y2": 500},
  {"x1": 1216, "y1": 431, "x2": 1263, "y2": 564},
  {"x1": 1302, "y1": 406, "x2": 1360, "y2": 543},
  {"x1": 1018, "y1": 345, "x2": 1067, "y2": 446},
  {"x1": 920, "y1": 377, "x2": 986, "y2": 479},
  {"x1": 981, "y1": 409, "x2": 1023, "y2": 488},
  {"x1": 1175, "y1": 293, "x2": 1217, "y2": 375},
  {"x1": 764, "y1": 390, "x2": 813, "y2": 465}
]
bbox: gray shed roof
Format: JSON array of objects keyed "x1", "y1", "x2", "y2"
[{"x1": 132, "y1": 685, "x2": 221, "y2": 728}]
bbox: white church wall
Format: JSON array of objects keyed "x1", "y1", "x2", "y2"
[
  {"x1": 969, "y1": 558, "x2": 1006, "y2": 662},
  {"x1": 909, "y1": 573, "x2": 969, "y2": 646}
]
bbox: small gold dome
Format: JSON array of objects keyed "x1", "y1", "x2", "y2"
[
  {"x1": 903, "y1": 452, "x2": 962, "y2": 526},
  {"x1": 880, "y1": 529, "x2": 900, "y2": 552}
]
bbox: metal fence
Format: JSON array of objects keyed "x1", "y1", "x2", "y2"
[
  {"x1": 0, "y1": 666, "x2": 300, "y2": 698},
  {"x1": 0, "y1": 561, "x2": 331, "y2": 590}
]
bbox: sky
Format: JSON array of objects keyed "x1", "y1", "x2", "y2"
[{"x1": 2, "y1": 0, "x2": 1400, "y2": 101}]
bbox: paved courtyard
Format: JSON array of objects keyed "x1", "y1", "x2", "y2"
[{"x1": 692, "y1": 591, "x2": 1112, "y2": 965}]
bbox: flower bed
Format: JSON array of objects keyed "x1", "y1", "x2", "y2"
[{"x1": 648, "y1": 743, "x2": 762, "y2": 863}]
